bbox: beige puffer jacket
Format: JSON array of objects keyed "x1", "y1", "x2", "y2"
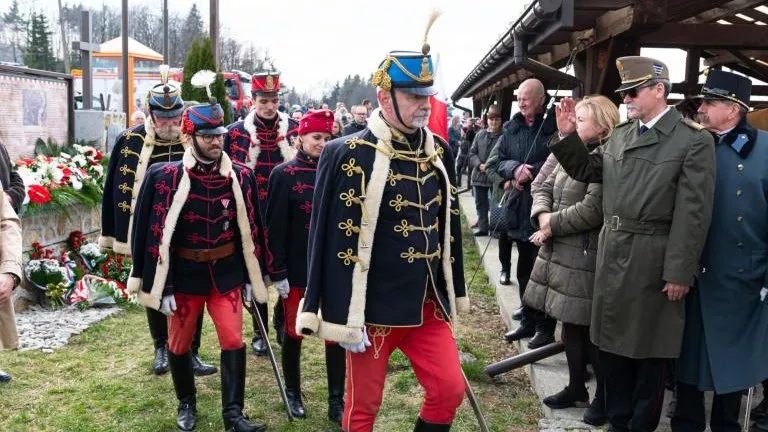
[{"x1": 523, "y1": 141, "x2": 603, "y2": 326}]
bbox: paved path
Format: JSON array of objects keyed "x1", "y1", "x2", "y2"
[{"x1": 458, "y1": 188, "x2": 763, "y2": 431}]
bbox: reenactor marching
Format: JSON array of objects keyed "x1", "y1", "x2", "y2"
[
  {"x1": 265, "y1": 109, "x2": 346, "y2": 424},
  {"x1": 297, "y1": 14, "x2": 470, "y2": 431},
  {"x1": 100, "y1": 65, "x2": 215, "y2": 377},
  {"x1": 224, "y1": 71, "x2": 298, "y2": 356},
  {"x1": 129, "y1": 72, "x2": 269, "y2": 432}
]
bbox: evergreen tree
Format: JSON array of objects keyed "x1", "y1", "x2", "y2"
[
  {"x1": 3, "y1": 0, "x2": 26, "y2": 63},
  {"x1": 182, "y1": 37, "x2": 231, "y2": 125},
  {"x1": 24, "y1": 12, "x2": 58, "y2": 71},
  {"x1": 182, "y1": 4, "x2": 205, "y2": 44}
]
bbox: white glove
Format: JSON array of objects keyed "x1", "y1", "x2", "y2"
[
  {"x1": 273, "y1": 279, "x2": 290, "y2": 299},
  {"x1": 760, "y1": 287, "x2": 767, "y2": 302},
  {"x1": 339, "y1": 327, "x2": 371, "y2": 353},
  {"x1": 244, "y1": 283, "x2": 254, "y2": 303},
  {"x1": 159, "y1": 294, "x2": 177, "y2": 316}
]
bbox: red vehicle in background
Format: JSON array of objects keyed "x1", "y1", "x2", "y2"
[{"x1": 171, "y1": 69, "x2": 253, "y2": 120}]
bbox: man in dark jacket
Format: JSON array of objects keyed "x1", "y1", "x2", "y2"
[
  {"x1": 485, "y1": 78, "x2": 557, "y2": 349},
  {"x1": 469, "y1": 105, "x2": 502, "y2": 236},
  {"x1": 0, "y1": 142, "x2": 25, "y2": 213},
  {"x1": 297, "y1": 42, "x2": 469, "y2": 431},
  {"x1": 341, "y1": 105, "x2": 368, "y2": 136}
]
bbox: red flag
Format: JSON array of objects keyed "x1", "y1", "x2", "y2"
[
  {"x1": 428, "y1": 96, "x2": 448, "y2": 141},
  {"x1": 427, "y1": 53, "x2": 448, "y2": 141}
]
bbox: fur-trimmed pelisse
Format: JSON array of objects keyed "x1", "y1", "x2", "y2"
[
  {"x1": 98, "y1": 117, "x2": 189, "y2": 256},
  {"x1": 129, "y1": 148, "x2": 267, "y2": 310},
  {"x1": 295, "y1": 109, "x2": 469, "y2": 345},
  {"x1": 243, "y1": 110, "x2": 296, "y2": 166}
]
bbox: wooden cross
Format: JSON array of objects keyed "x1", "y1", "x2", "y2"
[{"x1": 71, "y1": 11, "x2": 100, "y2": 110}]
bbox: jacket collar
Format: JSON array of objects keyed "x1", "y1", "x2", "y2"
[
  {"x1": 625, "y1": 108, "x2": 681, "y2": 151},
  {"x1": 719, "y1": 116, "x2": 757, "y2": 158}
]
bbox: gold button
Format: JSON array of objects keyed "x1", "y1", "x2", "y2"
[
  {"x1": 737, "y1": 216, "x2": 744, "y2": 222},
  {"x1": 736, "y1": 190, "x2": 743, "y2": 197},
  {"x1": 737, "y1": 163, "x2": 744, "y2": 171}
]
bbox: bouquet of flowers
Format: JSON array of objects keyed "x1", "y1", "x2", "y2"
[
  {"x1": 24, "y1": 258, "x2": 74, "y2": 291},
  {"x1": 69, "y1": 275, "x2": 133, "y2": 308},
  {"x1": 16, "y1": 143, "x2": 106, "y2": 216}
]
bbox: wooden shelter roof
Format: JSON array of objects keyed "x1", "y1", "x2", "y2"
[{"x1": 452, "y1": 0, "x2": 768, "y2": 101}]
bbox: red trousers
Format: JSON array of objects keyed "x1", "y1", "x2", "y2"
[
  {"x1": 168, "y1": 288, "x2": 243, "y2": 355},
  {"x1": 282, "y1": 286, "x2": 305, "y2": 340},
  {"x1": 342, "y1": 299, "x2": 465, "y2": 432}
]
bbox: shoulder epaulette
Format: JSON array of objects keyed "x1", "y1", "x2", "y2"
[{"x1": 681, "y1": 117, "x2": 706, "y2": 131}]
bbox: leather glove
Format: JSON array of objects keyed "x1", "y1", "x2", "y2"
[
  {"x1": 339, "y1": 327, "x2": 371, "y2": 353},
  {"x1": 159, "y1": 294, "x2": 177, "y2": 316},
  {"x1": 244, "y1": 283, "x2": 254, "y2": 303},
  {"x1": 273, "y1": 279, "x2": 290, "y2": 299}
]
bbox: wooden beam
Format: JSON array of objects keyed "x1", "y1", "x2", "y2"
[
  {"x1": 728, "y1": 50, "x2": 768, "y2": 83},
  {"x1": 578, "y1": 0, "x2": 634, "y2": 10},
  {"x1": 682, "y1": 0, "x2": 767, "y2": 23},
  {"x1": 703, "y1": 49, "x2": 768, "y2": 67},
  {"x1": 639, "y1": 23, "x2": 768, "y2": 49},
  {"x1": 685, "y1": 48, "x2": 702, "y2": 84}
]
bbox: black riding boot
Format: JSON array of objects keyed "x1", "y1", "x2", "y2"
[
  {"x1": 273, "y1": 298, "x2": 285, "y2": 346},
  {"x1": 221, "y1": 346, "x2": 266, "y2": 432},
  {"x1": 190, "y1": 312, "x2": 217, "y2": 376},
  {"x1": 250, "y1": 302, "x2": 268, "y2": 356},
  {"x1": 146, "y1": 308, "x2": 169, "y2": 375},
  {"x1": 168, "y1": 351, "x2": 197, "y2": 431},
  {"x1": 281, "y1": 336, "x2": 307, "y2": 418},
  {"x1": 325, "y1": 343, "x2": 346, "y2": 425},
  {"x1": 414, "y1": 417, "x2": 452, "y2": 431}
]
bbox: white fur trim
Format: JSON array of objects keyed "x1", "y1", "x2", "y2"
[
  {"x1": 138, "y1": 290, "x2": 161, "y2": 310},
  {"x1": 243, "y1": 110, "x2": 295, "y2": 169},
  {"x1": 112, "y1": 241, "x2": 131, "y2": 256},
  {"x1": 243, "y1": 110, "x2": 260, "y2": 168},
  {"x1": 98, "y1": 235, "x2": 115, "y2": 250},
  {"x1": 276, "y1": 111, "x2": 296, "y2": 161},
  {"x1": 226, "y1": 152, "x2": 268, "y2": 303},
  {"x1": 295, "y1": 298, "x2": 319, "y2": 334},
  {"x1": 125, "y1": 117, "x2": 189, "y2": 253},
  {"x1": 423, "y1": 128, "x2": 459, "y2": 329},
  {"x1": 345, "y1": 112, "x2": 391, "y2": 328},
  {"x1": 127, "y1": 275, "x2": 143, "y2": 294},
  {"x1": 316, "y1": 320, "x2": 364, "y2": 345},
  {"x1": 146, "y1": 150, "x2": 194, "y2": 302},
  {"x1": 456, "y1": 296, "x2": 470, "y2": 314}
]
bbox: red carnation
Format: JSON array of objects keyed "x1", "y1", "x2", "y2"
[
  {"x1": 28, "y1": 185, "x2": 51, "y2": 204},
  {"x1": 181, "y1": 115, "x2": 195, "y2": 135}
]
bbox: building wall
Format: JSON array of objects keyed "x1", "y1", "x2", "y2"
[{"x1": 0, "y1": 72, "x2": 69, "y2": 161}]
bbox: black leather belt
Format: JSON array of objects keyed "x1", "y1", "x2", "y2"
[{"x1": 604, "y1": 216, "x2": 670, "y2": 235}]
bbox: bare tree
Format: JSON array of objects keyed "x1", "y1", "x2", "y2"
[{"x1": 56, "y1": 0, "x2": 70, "y2": 71}]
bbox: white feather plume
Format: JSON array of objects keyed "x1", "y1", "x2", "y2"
[
  {"x1": 191, "y1": 70, "x2": 217, "y2": 101},
  {"x1": 159, "y1": 64, "x2": 170, "y2": 85}
]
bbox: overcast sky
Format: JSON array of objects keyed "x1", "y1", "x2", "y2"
[
  {"x1": 6, "y1": 0, "x2": 525, "y2": 102},
  {"x1": 7, "y1": 1, "x2": 758, "y2": 106}
]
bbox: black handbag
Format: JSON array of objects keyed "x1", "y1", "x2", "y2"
[{"x1": 489, "y1": 201, "x2": 508, "y2": 234}]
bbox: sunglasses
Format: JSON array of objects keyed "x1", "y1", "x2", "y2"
[
  {"x1": 198, "y1": 134, "x2": 225, "y2": 144},
  {"x1": 619, "y1": 82, "x2": 657, "y2": 99}
]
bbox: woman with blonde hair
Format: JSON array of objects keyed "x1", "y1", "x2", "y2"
[{"x1": 524, "y1": 95, "x2": 620, "y2": 426}]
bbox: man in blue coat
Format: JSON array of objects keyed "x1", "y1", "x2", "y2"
[{"x1": 672, "y1": 69, "x2": 768, "y2": 432}]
